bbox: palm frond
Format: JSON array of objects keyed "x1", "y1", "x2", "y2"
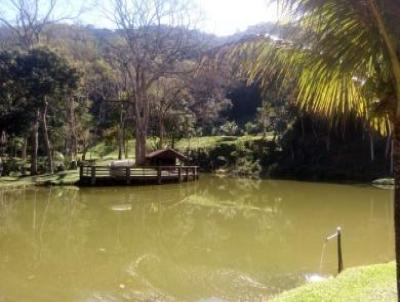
[{"x1": 231, "y1": 0, "x2": 396, "y2": 134}]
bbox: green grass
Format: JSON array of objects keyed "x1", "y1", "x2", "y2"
[
  {"x1": 175, "y1": 135, "x2": 268, "y2": 150},
  {"x1": 85, "y1": 137, "x2": 158, "y2": 163},
  {"x1": 85, "y1": 140, "x2": 136, "y2": 162},
  {"x1": 272, "y1": 262, "x2": 396, "y2": 302},
  {"x1": 85, "y1": 135, "x2": 268, "y2": 162},
  {"x1": 0, "y1": 170, "x2": 79, "y2": 188}
]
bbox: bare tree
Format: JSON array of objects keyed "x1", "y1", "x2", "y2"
[
  {"x1": 109, "y1": 0, "x2": 201, "y2": 165},
  {"x1": 0, "y1": 0, "x2": 86, "y2": 48},
  {"x1": 149, "y1": 76, "x2": 191, "y2": 148},
  {"x1": 103, "y1": 43, "x2": 134, "y2": 160}
]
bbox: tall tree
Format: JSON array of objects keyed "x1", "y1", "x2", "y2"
[
  {"x1": 239, "y1": 0, "x2": 400, "y2": 296},
  {"x1": 109, "y1": 0, "x2": 200, "y2": 165},
  {"x1": 0, "y1": 50, "x2": 33, "y2": 158},
  {"x1": 4, "y1": 48, "x2": 79, "y2": 174},
  {"x1": 0, "y1": 0, "x2": 85, "y2": 174}
]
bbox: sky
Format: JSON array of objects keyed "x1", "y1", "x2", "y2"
[
  {"x1": 82, "y1": 0, "x2": 280, "y2": 37},
  {"x1": 198, "y1": 0, "x2": 279, "y2": 36},
  {"x1": 1, "y1": 0, "x2": 279, "y2": 37}
]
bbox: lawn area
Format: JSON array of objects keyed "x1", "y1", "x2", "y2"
[
  {"x1": 272, "y1": 262, "x2": 396, "y2": 302},
  {"x1": 0, "y1": 170, "x2": 79, "y2": 188},
  {"x1": 85, "y1": 135, "x2": 269, "y2": 162},
  {"x1": 175, "y1": 135, "x2": 268, "y2": 150},
  {"x1": 85, "y1": 140, "x2": 137, "y2": 163}
]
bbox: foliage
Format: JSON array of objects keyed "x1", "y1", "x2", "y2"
[
  {"x1": 0, "y1": 8, "x2": 396, "y2": 180},
  {"x1": 234, "y1": 1, "x2": 400, "y2": 135},
  {"x1": 219, "y1": 121, "x2": 240, "y2": 136}
]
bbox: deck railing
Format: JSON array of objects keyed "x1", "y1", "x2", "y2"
[{"x1": 79, "y1": 165, "x2": 199, "y2": 185}]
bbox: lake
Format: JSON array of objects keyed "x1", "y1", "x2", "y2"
[{"x1": 0, "y1": 175, "x2": 394, "y2": 301}]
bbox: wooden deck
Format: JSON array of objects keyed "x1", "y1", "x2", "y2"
[{"x1": 79, "y1": 165, "x2": 199, "y2": 186}]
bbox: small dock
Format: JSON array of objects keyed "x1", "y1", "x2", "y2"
[{"x1": 79, "y1": 165, "x2": 199, "y2": 186}]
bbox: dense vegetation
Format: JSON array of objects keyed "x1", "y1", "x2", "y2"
[
  {"x1": 0, "y1": 0, "x2": 394, "y2": 183},
  {"x1": 0, "y1": 0, "x2": 399, "y2": 300}
]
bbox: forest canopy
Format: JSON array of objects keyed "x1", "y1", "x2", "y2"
[{"x1": 0, "y1": 0, "x2": 392, "y2": 181}]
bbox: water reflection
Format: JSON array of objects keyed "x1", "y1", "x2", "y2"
[{"x1": 0, "y1": 176, "x2": 394, "y2": 301}]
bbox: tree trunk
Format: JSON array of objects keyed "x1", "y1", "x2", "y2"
[
  {"x1": 386, "y1": 132, "x2": 392, "y2": 159},
  {"x1": 135, "y1": 124, "x2": 147, "y2": 166},
  {"x1": 82, "y1": 139, "x2": 88, "y2": 161},
  {"x1": 134, "y1": 92, "x2": 149, "y2": 166},
  {"x1": 393, "y1": 119, "x2": 400, "y2": 301},
  {"x1": 0, "y1": 130, "x2": 5, "y2": 177},
  {"x1": 369, "y1": 132, "x2": 375, "y2": 162},
  {"x1": 118, "y1": 104, "x2": 126, "y2": 160},
  {"x1": 21, "y1": 136, "x2": 27, "y2": 161},
  {"x1": 171, "y1": 134, "x2": 175, "y2": 149},
  {"x1": 69, "y1": 97, "x2": 78, "y2": 161},
  {"x1": 118, "y1": 127, "x2": 123, "y2": 160},
  {"x1": 159, "y1": 116, "x2": 165, "y2": 149},
  {"x1": 124, "y1": 132, "x2": 128, "y2": 159},
  {"x1": 392, "y1": 140, "x2": 395, "y2": 176},
  {"x1": 0, "y1": 130, "x2": 6, "y2": 157},
  {"x1": 41, "y1": 101, "x2": 53, "y2": 174},
  {"x1": 30, "y1": 110, "x2": 40, "y2": 176}
]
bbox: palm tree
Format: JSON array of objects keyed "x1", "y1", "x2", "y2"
[{"x1": 239, "y1": 0, "x2": 400, "y2": 297}]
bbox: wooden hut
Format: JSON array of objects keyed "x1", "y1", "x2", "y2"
[
  {"x1": 145, "y1": 148, "x2": 187, "y2": 167},
  {"x1": 79, "y1": 149, "x2": 198, "y2": 185}
]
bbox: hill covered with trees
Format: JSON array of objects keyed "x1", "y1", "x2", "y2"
[{"x1": 0, "y1": 0, "x2": 392, "y2": 182}]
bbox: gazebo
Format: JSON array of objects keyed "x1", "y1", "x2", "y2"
[{"x1": 145, "y1": 148, "x2": 188, "y2": 167}]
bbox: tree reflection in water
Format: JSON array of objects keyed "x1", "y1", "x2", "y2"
[{"x1": 0, "y1": 176, "x2": 394, "y2": 301}]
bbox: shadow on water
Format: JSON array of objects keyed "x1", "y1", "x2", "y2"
[{"x1": 0, "y1": 175, "x2": 394, "y2": 301}]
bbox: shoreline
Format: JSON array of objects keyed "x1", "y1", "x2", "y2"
[
  {"x1": 0, "y1": 171, "x2": 393, "y2": 189},
  {"x1": 271, "y1": 262, "x2": 396, "y2": 302}
]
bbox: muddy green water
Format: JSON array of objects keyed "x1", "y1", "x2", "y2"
[{"x1": 0, "y1": 175, "x2": 394, "y2": 302}]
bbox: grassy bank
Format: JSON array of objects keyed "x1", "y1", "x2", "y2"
[
  {"x1": 85, "y1": 135, "x2": 266, "y2": 160},
  {"x1": 272, "y1": 262, "x2": 396, "y2": 302},
  {"x1": 0, "y1": 170, "x2": 79, "y2": 188},
  {"x1": 175, "y1": 135, "x2": 267, "y2": 150}
]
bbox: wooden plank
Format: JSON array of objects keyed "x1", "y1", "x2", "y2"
[{"x1": 79, "y1": 165, "x2": 199, "y2": 185}]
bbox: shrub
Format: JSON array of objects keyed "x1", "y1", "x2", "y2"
[{"x1": 2, "y1": 159, "x2": 26, "y2": 176}]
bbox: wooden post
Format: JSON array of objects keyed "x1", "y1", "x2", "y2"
[
  {"x1": 178, "y1": 166, "x2": 182, "y2": 182},
  {"x1": 157, "y1": 166, "x2": 162, "y2": 185},
  {"x1": 337, "y1": 227, "x2": 344, "y2": 274},
  {"x1": 186, "y1": 167, "x2": 189, "y2": 182},
  {"x1": 79, "y1": 165, "x2": 83, "y2": 180},
  {"x1": 91, "y1": 166, "x2": 96, "y2": 185},
  {"x1": 126, "y1": 167, "x2": 131, "y2": 185}
]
